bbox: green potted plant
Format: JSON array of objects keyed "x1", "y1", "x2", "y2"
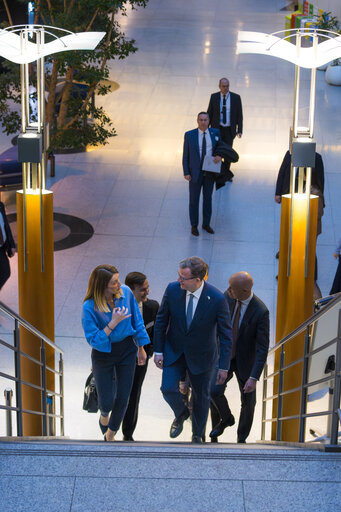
[{"x1": 313, "y1": 12, "x2": 340, "y2": 71}]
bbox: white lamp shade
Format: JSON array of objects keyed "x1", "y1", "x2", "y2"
[
  {"x1": 237, "y1": 31, "x2": 341, "y2": 69},
  {"x1": 0, "y1": 29, "x2": 105, "y2": 64}
]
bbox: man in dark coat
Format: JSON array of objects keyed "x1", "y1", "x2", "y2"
[
  {"x1": 275, "y1": 150, "x2": 324, "y2": 202},
  {"x1": 210, "y1": 272, "x2": 269, "y2": 443},
  {"x1": 207, "y1": 78, "x2": 243, "y2": 147},
  {"x1": 122, "y1": 272, "x2": 159, "y2": 441},
  {"x1": 0, "y1": 201, "x2": 15, "y2": 290},
  {"x1": 154, "y1": 256, "x2": 232, "y2": 443}
]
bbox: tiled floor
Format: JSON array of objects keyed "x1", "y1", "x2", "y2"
[{"x1": 1, "y1": 0, "x2": 340, "y2": 442}]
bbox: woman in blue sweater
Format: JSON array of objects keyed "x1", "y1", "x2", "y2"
[{"x1": 82, "y1": 264, "x2": 150, "y2": 441}]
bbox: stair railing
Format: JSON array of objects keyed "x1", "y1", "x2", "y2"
[{"x1": 0, "y1": 300, "x2": 64, "y2": 437}]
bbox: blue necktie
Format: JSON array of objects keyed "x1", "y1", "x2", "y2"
[
  {"x1": 222, "y1": 95, "x2": 226, "y2": 124},
  {"x1": 200, "y1": 132, "x2": 206, "y2": 170},
  {"x1": 186, "y1": 294, "x2": 194, "y2": 328}
]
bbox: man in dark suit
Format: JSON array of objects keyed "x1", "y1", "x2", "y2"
[
  {"x1": 207, "y1": 78, "x2": 243, "y2": 147},
  {"x1": 210, "y1": 272, "x2": 269, "y2": 443},
  {"x1": 154, "y1": 256, "x2": 232, "y2": 443},
  {"x1": 122, "y1": 272, "x2": 159, "y2": 441},
  {"x1": 275, "y1": 150, "x2": 324, "y2": 203},
  {"x1": 0, "y1": 201, "x2": 15, "y2": 290},
  {"x1": 183, "y1": 112, "x2": 222, "y2": 236}
]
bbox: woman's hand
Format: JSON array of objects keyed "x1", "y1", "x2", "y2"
[
  {"x1": 110, "y1": 307, "x2": 132, "y2": 328},
  {"x1": 137, "y1": 346, "x2": 147, "y2": 366}
]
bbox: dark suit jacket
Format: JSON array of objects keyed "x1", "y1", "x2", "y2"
[
  {"x1": 154, "y1": 281, "x2": 232, "y2": 375},
  {"x1": 182, "y1": 128, "x2": 221, "y2": 183},
  {"x1": 275, "y1": 150, "x2": 324, "y2": 196},
  {"x1": 225, "y1": 292, "x2": 269, "y2": 382},
  {"x1": 0, "y1": 201, "x2": 15, "y2": 255},
  {"x1": 142, "y1": 298, "x2": 159, "y2": 357},
  {"x1": 207, "y1": 91, "x2": 243, "y2": 137}
]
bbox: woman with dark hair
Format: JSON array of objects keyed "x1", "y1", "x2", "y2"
[{"x1": 82, "y1": 264, "x2": 150, "y2": 441}]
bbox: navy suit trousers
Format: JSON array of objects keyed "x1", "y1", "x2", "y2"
[
  {"x1": 161, "y1": 354, "x2": 215, "y2": 438},
  {"x1": 189, "y1": 174, "x2": 215, "y2": 227}
]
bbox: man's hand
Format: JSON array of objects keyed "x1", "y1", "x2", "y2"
[
  {"x1": 275, "y1": 195, "x2": 281, "y2": 204},
  {"x1": 184, "y1": 174, "x2": 191, "y2": 181},
  {"x1": 137, "y1": 346, "x2": 147, "y2": 366},
  {"x1": 243, "y1": 378, "x2": 256, "y2": 393},
  {"x1": 213, "y1": 155, "x2": 222, "y2": 163},
  {"x1": 154, "y1": 354, "x2": 163, "y2": 369},
  {"x1": 216, "y1": 369, "x2": 228, "y2": 385},
  {"x1": 334, "y1": 253, "x2": 338, "y2": 259},
  {"x1": 237, "y1": 133, "x2": 242, "y2": 138}
]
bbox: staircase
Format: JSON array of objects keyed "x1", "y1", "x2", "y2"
[{"x1": 0, "y1": 439, "x2": 340, "y2": 512}]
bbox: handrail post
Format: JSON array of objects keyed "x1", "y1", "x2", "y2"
[
  {"x1": 299, "y1": 325, "x2": 310, "y2": 442},
  {"x1": 40, "y1": 340, "x2": 47, "y2": 436},
  {"x1": 261, "y1": 362, "x2": 268, "y2": 440},
  {"x1": 59, "y1": 354, "x2": 64, "y2": 436},
  {"x1": 47, "y1": 393, "x2": 54, "y2": 436},
  {"x1": 277, "y1": 347, "x2": 285, "y2": 441},
  {"x1": 14, "y1": 319, "x2": 23, "y2": 436},
  {"x1": 330, "y1": 310, "x2": 341, "y2": 445},
  {"x1": 4, "y1": 388, "x2": 13, "y2": 436}
]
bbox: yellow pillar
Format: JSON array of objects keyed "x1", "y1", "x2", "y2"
[
  {"x1": 16, "y1": 190, "x2": 55, "y2": 436},
  {"x1": 272, "y1": 194, "x2": 318, "y2": 441}
]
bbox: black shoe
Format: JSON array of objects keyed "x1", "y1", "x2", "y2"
[
  {"x1": 123, "y1": 435, "x2": 134, "y2": 441},
  {"x1": 192, "y1": 435, "x2": 202, "y2": 443},
  {"x1": 202, "y1": 225, "x2": 214, "y2": 234},
  {"x1": 191, "y1": 226, "x2": 199, "y2": 236},
  {"x1": 209, "y1": 416, "x2": 235, "y2": 438},
  {"x1": 99, "y1": 419, "x2": 108, "y2": 435},
  {"x1": 170, "y1": 408, "x2": 190, "y2": 438},
  {"x1": 275, "y1": 251, "x2": 279, "y2": 259},
  {"x1": 237, "y1": 439, "x2": 246, "y2": 444},
  {"x1": 210, "y1": 436, "x2": 218, "y2": 443}
]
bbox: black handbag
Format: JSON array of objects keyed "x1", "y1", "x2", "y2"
[{"x1": 82, "y1": 372, "x2": 99, "y2": 413}]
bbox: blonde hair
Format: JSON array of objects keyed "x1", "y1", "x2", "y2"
[{"x1": 83, "y1": 264, "x2": 122, "y2": 312}]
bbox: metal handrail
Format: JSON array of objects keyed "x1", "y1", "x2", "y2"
[
  {"x1": 262, "y1": 293, "x2": 341, "y2": 446},
  {"x1": 0, "y1": 300, "x2": 63, "y2": 354},
  {"x1": 0, "y1": 301, "x2": 64, "y2": 437}
]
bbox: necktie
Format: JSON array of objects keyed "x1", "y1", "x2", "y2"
[
  {"x1": 186, "y1": 293, "x2": 194, "y2": 329},
  {"x1": 200, "y1": 132, "x2": 206, "y2": 170},
  {"x1": 231, "y1": 300, "x2": 241, "y2": 358},
  {"x1": 222, "y1": 95, "x2": 227, "y2": 124}
]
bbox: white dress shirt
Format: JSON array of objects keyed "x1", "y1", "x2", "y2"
[{"x1": 219, "y1": 92, "x2": 231, "y2": 127}]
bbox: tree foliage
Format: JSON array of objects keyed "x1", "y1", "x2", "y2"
[{"x1": 0, "y1": 0, "x2": 149, "y2": 150}]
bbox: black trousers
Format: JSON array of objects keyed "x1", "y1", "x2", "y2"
[
  {"x1": 219, "y1": 126, "x2": 234, "y2": 146},
  {"x1": 122, "y1": 357, "x2": 149, "y2": 438},
  {"x1": 91, "y1": 337, "x2": 136, "y2": 432},
  {"x1": 0, "y1": 247, "x2": 11, "y2": 290},
  {"x1": 210, "y1": 359, "x2": 256, "y2": 442}
]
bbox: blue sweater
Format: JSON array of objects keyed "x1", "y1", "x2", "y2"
[{"x1": 82, "y1": 284, "x2": 150, "y2": 352}]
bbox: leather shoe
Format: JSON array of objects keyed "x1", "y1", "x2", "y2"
[
  {"x1": 192, "y1": 435, "x2": 202, "y2": 443},
  {"x1": 191, "y1": 226, "x2": 199, "y2": 236},
  {"x1": 202, "y1": 225, "x2": 214, "y2": 234},
  {"x1": 99, "y1": 419, "x2": 108, "y2": 435},
  {"x1": 209, "y1": 416, "x2": 235, "y2": 438},
  {"x1": 210, "y1": 436, "x2": 218, "y2": 443},
  {"x1": 123, "y1": 435, "x2": 134, "y2": 441},
  {"x1": 170, "y1": 408, "x2": 190, "y2": 438}
]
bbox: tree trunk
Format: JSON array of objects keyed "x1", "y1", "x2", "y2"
[
  {"x1": 46, "y1": 59, "x2": 59, "y2": 127},
  {"x1": 57, "y1": 66, "x2": 74, "y2": 129}
]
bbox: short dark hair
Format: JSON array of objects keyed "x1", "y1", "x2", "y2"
[
  {"x1": 197, "y1": 111, "x2": 210, "y2": 120},
  {"x1": 179, "y1": 256, "x2": 208, "y2": 280},
  {"x1": 125, "y1": 271, "x2": 147, "y2": 289}
]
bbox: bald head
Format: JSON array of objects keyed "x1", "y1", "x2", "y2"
[{"x1": 228, "y1": 272, "x2": 253, "y2": 301}]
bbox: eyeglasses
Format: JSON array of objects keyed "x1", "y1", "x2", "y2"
[{"x1": 178, "y1": 273, "x2": 196, "y2": 282}]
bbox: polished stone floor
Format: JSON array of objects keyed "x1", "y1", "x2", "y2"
[{"x1": 1, "y1": 0, "x2": 341, "y2": 442}]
